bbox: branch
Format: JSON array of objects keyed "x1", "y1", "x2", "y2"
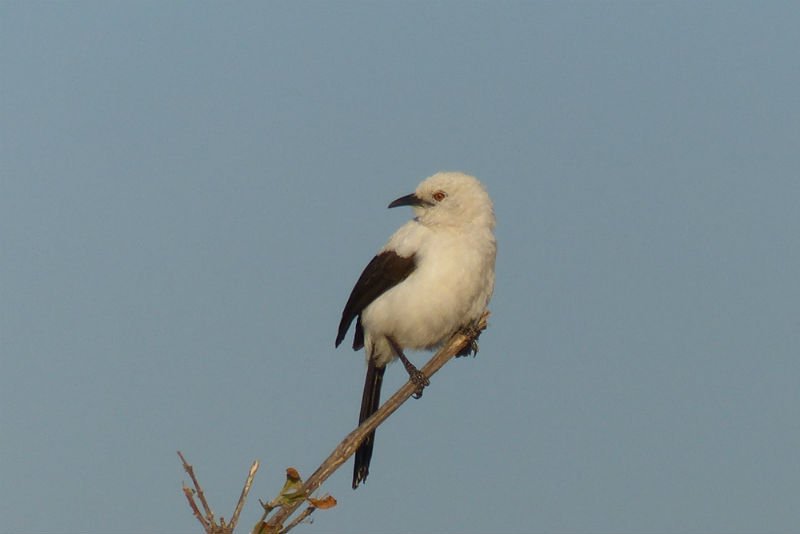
[
  {"x1": 182, "y1": 484, "x2": 209, "y2": 531},
  {"x1": 281, "y1": 505, "x2": 316, "y2": 534},
  {"x1": 179, "y1": 451, "x2": 260, "y2": 534},
  {"x1": 179, "y1": 451, "x2": 214, "y2": 526},
  {"x1": 231, "y1": 460, "x2": 260, "y2": 529},
  {"x1": 264, "y1": 311, "x2": 490, "y2": 532}
]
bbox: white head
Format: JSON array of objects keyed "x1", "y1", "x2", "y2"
[{"x1": 388, "y1": 172, "x2": 495, "y2": 230}]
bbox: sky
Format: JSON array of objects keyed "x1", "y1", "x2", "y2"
[{"x1": 2, "y1": 2, "x2": 799, "y2": 533}]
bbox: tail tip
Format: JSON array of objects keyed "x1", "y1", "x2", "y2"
[{"x1": 352, "y1": 466, "x2": 369, "y2": 490}]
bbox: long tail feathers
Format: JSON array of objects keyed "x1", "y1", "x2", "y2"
[{"x1": 353, "y1": 360, "x2": 384, "y2": 489}]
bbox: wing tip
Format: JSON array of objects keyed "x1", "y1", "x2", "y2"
[{"x1": 335, "y1": 317, "x2": 349, "y2": 348}]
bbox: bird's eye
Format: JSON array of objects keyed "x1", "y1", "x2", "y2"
[{"x1": 432, "y1": 190, "x2": 447, "y2": 202}]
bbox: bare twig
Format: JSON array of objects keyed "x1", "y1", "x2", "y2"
[
  {"x1": 182, "y1": 483, "x2": 209, "y2": 530},
  {"x1": 264, "y1": 311, "x2": 490, "y2": 532},
  {"x1": 179, "y1": 452, "x2": 261, "y2": 534},
  {"x1": 179, "y1": 451, "x2": 215, "y2": 525},
  {"x1": 256, "y1": 499, "x2": 275, "y2": 526},
  {"x1": 230, "y1": 460, "x2": 260, "y2": 529},
  {"x1": 280, "y1": 505, "x2": 316, "y2": 534}
]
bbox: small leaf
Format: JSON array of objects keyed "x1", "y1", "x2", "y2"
[
  {"x1": 274, "y1": 467, "x2": 305, "y2": 506},
  {"x1": 307, "y1": 494, "x2": 337, "y2": 509}
]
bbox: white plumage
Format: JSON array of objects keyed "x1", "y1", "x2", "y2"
[
  {"x1": 336, "y1": 171, "x2": 496, "y2": 488},
  {"x1": 361, "y1": 173, "x2": 496, "y2": 366}
]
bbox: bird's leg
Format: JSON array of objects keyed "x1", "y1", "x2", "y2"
[
  {"x1": 455, "y1": 320, "x2": 483, "y2": 358},
  {"x1": 387, "y1": 337, "x2": 429, "y2": 399}
]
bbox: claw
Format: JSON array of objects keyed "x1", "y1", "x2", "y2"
[
  {"x1": 410, "y1": 370, "x2": 430, "y2": 398},
  {"x1": 456, "y1": 322, "x2": 482, "y2": 357},
  {"x1": 387, "y1": 336, "x2": 430, "y2": 398}
]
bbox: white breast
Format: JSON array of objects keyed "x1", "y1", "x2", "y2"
[{"x1": 361, "y1": 221, "x2": 496, "y2": 366}]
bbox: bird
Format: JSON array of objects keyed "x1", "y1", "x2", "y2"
[{"x1": 335, "y1": 171, "x2": 496, "y2": 489}]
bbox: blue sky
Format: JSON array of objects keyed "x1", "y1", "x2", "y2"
[{"x1": 2, "y1": 2, "x2": 799, "y2": 533}]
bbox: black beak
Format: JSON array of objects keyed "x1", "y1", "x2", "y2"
[{"x1": 388, "y1": 193, "x2": 427, "y2": 209}]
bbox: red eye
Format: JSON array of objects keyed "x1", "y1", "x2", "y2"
[{"x1": 433, "y1": 190, "x2": 446, "y2": 202}]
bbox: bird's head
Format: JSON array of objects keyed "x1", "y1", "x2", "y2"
[{"x1": 388, "y1": 172, "x2": 495, "y2": 229}]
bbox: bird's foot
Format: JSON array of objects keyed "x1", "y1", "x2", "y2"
[
  {"x1": 387, "y1": 336, "x2": 430, "y2": 398},
  {"x1": 456, "y1": 322, "x2": 482, "y2": 357},
  {"x1": 409, "y1": 369, "x2": 430, "y2": 399},
  {"x1": 396, "y1": 351, "x2": 429, "y2": 398}
]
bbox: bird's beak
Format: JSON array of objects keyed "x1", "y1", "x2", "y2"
[{"x1": 388, "y1": 193, "x2": 427, "y2": 209}]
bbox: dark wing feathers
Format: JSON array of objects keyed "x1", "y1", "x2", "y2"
[{"x1": 336, "y1": 251, "x2": 416, "y2": 349}]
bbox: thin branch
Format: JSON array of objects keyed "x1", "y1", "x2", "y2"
[
  {"x1": 230, "y1": 460, "x2": 260, "y2": 530},
  {"x1": 256, "y1": 499, "x2": 275, "y2": 525},
  {"x1": 179, "y1": 452, "x2": 260, "y2": 534},
  {"x1": 280, "y1": 505, "x2": 316, "y2": 534},
  {"x1": 179, "y1": 451, "x2": 215, "y2": 524},
  {"x1": 182, "y1": 484, "x2": 209, "y2": 530},
  {"x1": 265, "y1": 311, "x2": 490, "y2": 532}
]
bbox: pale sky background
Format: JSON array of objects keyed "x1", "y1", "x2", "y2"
[{"x1": 2, "y1": 2, "x2": 799, "y2": 534}]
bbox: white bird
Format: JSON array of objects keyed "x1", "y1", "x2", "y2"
[{"x1": 336, "y1": 171, "x2": 496, "y2": 489}]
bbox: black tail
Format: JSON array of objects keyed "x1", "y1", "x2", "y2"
[{"x1": 353, "y1": 360, "x2": 384, "y2": 489}]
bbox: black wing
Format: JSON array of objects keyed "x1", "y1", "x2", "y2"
[{"x1": 335, "y1": 250, "x2": 416, "y2": 350}]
